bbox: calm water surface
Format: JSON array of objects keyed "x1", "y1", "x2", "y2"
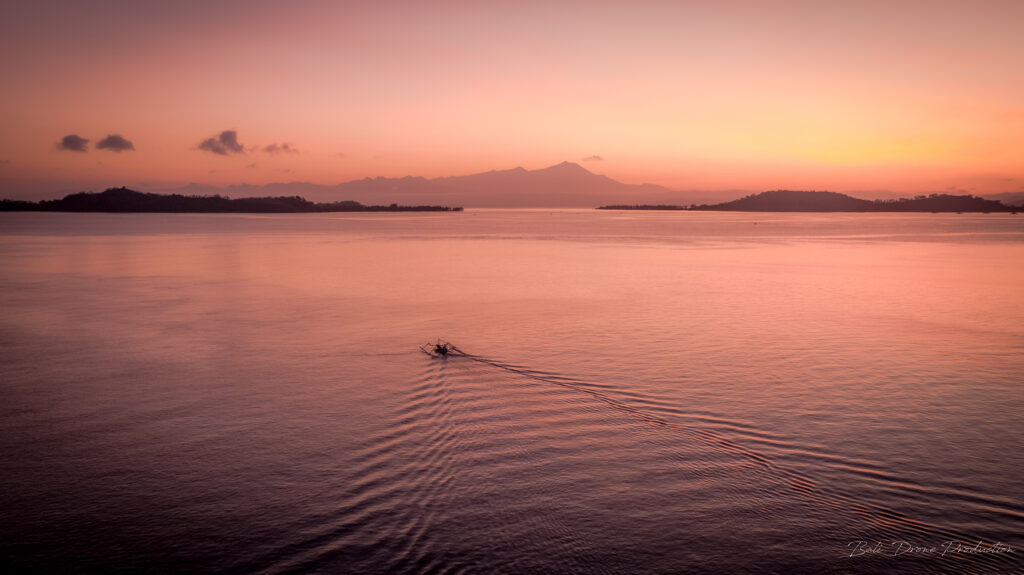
[{"x1": 1, "y1": 210, "x2": 1022, "y2": 574}]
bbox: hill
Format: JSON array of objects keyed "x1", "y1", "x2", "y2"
[
  {"x1": 0, "y1": 187, "x2": 461, "y2": 213},
  {"x1": 600, "y1": 190, "x2": 1019, "y2": 212}
]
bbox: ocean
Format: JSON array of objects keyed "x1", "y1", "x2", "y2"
[{"x1": 1, "y1": 210, "x2": 1022, "y2": 574}]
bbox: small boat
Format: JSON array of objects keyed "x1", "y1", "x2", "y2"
[{"x1": 420, "y1": 340, "x2": 462, "y2": 358}]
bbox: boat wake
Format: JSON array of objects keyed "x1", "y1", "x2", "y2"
[{"x1": 424, "y1": 341, "x2": 1021, "y2": 575}]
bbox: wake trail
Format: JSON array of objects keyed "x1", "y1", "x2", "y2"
[{"x1": 423, "y1": 344, "x2": 1019, "y2": 575}]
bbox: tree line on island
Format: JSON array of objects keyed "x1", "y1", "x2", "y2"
[
  {"x1": 0, "y1": 187, "x2": 462, "y2": 213},
  {"x1": 599, "y1": 190, "x2": 1019, "y2": 212}
]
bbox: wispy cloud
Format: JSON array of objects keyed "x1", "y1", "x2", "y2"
[
  {"x1": 57, "y1": 134, "x2": 89, "y2": 152},
  {"x1": 198, "y1": 130, "x2": 245, "y2": 155},
  {"x1": 263, "y1": 142, "x2": 298, "y2": 155},
  {"x1": 583, "y1": 155, "x2": 603, "y2": 162},
  {"x1": 97, "y1": 134, "x2": 135, "y2": 152}
]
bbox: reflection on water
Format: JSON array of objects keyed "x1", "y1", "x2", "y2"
[{"x1": 1, "y1": 211, "x2": 1022, "y2": 573}]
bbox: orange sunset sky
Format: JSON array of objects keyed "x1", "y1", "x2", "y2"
[{"x1": 1, "y1": 0, "x2": 1022, "y2": 201}]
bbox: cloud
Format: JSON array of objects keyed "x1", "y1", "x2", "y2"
[
  {"x1": 96, "y1": 134, "x2": 135, "y2": 152},
  {"x1": 263, "y1": 142, "x2": 298, "y2": 155},
  {"x1": 197, "y1": 130, "x2": 245, "y2": 155},
  {"x1": 246, "y1": 162, "x2": 258, "y2": 169},
  {"x1": 57, "y1": 134, "x2": 89, "y2": 152},
  {"x1": 583, "y1": 155, "x2": 604, "y2": 162}
]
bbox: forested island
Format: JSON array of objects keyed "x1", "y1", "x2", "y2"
[
  {"x1": 0, "y1": 187, "x2": 462, "y2": 213},
  {"x1": 599, "y1": 190, "x2": 1019, "y2": 212}
]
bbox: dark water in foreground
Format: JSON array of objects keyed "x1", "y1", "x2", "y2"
[{"x1": 1, "y1": 211, "x2": 1022, "y2": 574}]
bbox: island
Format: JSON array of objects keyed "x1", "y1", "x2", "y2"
[
  {"x1": 599, "y1": 190, "x2": 1019, "y2": 213},
  {"x1": 0, "y1": 187, "x2": 462, "y2": 213}
]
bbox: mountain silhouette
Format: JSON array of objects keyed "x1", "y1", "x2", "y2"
[
  {"x1": 702, "y1": 190, "x2": 875, "y2": 211},
  {"x1": 153, "y1": 162, "x2": 721, "y2": 208},
  {"x1": 7, "y1": 163, "x2": 1023, "y2": 208},
  {"x1": 601, "y1": 190, "x2": 1018, "y2": 212}
]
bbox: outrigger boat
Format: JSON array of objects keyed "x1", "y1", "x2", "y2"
[{"x1": 420, "y1": 340, "x2": 463, "y2": 358}]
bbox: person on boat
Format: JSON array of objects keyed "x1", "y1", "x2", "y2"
[{"x1": 434, "y1": 343, "x2": 449, "y2": 356}]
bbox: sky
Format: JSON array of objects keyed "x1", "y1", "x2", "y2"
[{"x1": 1, "y1": 0, "x2": 1022, "y2": 200}]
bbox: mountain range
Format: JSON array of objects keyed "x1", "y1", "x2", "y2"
[
  {"x1": 154, "y1": 162, "x2": 733, "y2": 208},
  {"x1": 25, "y1": 162, "x2": 1018, "y2": 209}
]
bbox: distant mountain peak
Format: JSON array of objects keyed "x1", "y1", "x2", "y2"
[
  {"x1": 536, "y1": 161, "x2": 593, "y2": 176},
  {"x1": 554, "y1": 160, "x2": 584, "y2": 169}
]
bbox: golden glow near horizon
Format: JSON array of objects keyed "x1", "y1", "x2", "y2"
[{"x1": 1, "y1": 0, "x2": 1022, "y2": 199}]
